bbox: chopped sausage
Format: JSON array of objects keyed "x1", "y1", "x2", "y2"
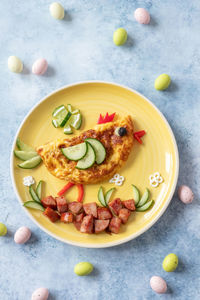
[
  {"x1": 56, "y1": 196, "x2": 68, "y2": 213},
  {"x1": 108, "y1": 198, "x2": 123, "y2": 215},
  {"x1": 118, "y1": 208, "x2": 131, "y2": 224},
  {"x1": 74, "y1": 221, "x2": 81, "y2": 231},
  {"x1": 83, "y1": 202, "x2": 97, "y2": 218},
  {"x1": 80, "y1": 215, "x2": 94, "y2": 233},
  {"x1": 68, "y1": 202, "x2": 83, "y2": 215},
  {"x1": 109, "y1": 217, "x2": 121, "y2": 233},
  {"x1": 123, "y1": 199, "x2": 135, "y2": 211},
  {"x1": 95, "y1": 220, "x2": 110, "y2": 233},
  {"x1": 41, "y1": 196, "x2": 57, "y2": 210},
  {"x1": 60, "y1": 212, "x2": 73, "y2": 223},
  {"x1": 43, "y1": 207, "x2": 60, "y2": 222},
  {"x1": 75, "y1": 213, "x2": 85, "y2": 223},
  {"x1": 97, "y1": 207, "x2": 112, "y2": 220}
]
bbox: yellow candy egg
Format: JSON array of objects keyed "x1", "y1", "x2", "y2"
[
  {"x1": 113, "y1": 28, "x2": 127, "y2": 46},
  {"x1": 74, "y1": 262, "x2": 93, "y2": 276},
  {"x1": 49, "y1": 2, "x2": 65, "y2": 20},
  {"x1": 0, "y1": 223, "x2": 7, "y2": 236},
  {"x1": 8, "y1": 56, "x2": 23, "y2": 73},
  {"x1": 154, "y1": 74, "x2": 171, "y2": 90}
]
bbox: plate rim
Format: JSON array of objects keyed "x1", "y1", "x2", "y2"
[{"x1": 10, "y1": 80, "x2": 179, "y2": 248}]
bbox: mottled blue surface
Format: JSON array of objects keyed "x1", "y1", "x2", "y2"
[{"x1": 0, "y1": 1, "x2": 200, "y2": 299}]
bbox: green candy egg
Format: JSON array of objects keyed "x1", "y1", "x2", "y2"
[
  {"x1": 154, "y1": 74, "x2": 171, "y2": 90},
  {"x1": 74, "y1": 262, "x2": 93, "y2": 276},
  {"x1": 113, "y1": 28, "x2": 127, "y2": 46},
  {"x1": 162, "y1": 253, "x2": 178, "y2": 272},
  {"x1": 0, "y1": 223, "x2": 7, "y2": 236}
]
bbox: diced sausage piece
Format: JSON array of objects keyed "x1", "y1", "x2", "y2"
[
  {"x1": 83, "y1": 202, "x2": 97, "y2": 218},
  {"x1": 56, "y1": 196, "x2": 68, "y2": 213},
  {"x1": 95, "y1": 220, "x2": 110, "y2": 233},
  {"x1": 80, "y1": 215, "x2": 94, "y2": 234},
  {"x1": 43, "y1": 207, "x2": 60, "y2": 222},
  {"x1": 109, "y1": 217, "x2": 121, "y2": 234},
  {"x1": 60, "y1": 212, "x2": 73, "y2": 223},
  {"x1": 75, "y1": 213, "x2": 85, "y2": 223},
  {"x1": 68, "y1": 202, "x2": 83, "y2": 215},
  {"x1": 118, "y1": 208, "x2": 131, "y2": 224},
  {"x1": 97, "y1": 207, "x2": 112, "y2": 220},
  {"x1": 108, "y1": 198, "x2": 123, "y2": 216},
  {"x1": 74, "y1": 221, "x2": 81, "y2": 231},
  {"x1": 123, "y1": 199, "x2": 136, "y2": 211},
  {"x1": 41, "y1": 196, "x2": 57, "y2": 210}
]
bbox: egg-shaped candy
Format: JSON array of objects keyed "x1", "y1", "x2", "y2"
[
  {"x1": 0, "y1": 223, "x2": 7, "y2": 236},
  {"x1": 134, "y1": 8, "x2": 150, "y2": 24},
  {"x1": 32, "y1": 58, "x2": 48, "y2": 75},
  {"x1": 8, "y1": 56, "x2": 23, "y2": 73},
  {"x1": 178, "y1": 185, "x2": 194, "y2": 204},
  {"x1": 32, "y1": 288, "x2": 49, "y2": 300},
  {"x1": 74, "y1": 262, "x2": 93, "y2": 276},
  {"x1": 150, "y1": 276, "x2": 167, "y2": 294},
  {"x1": 49, "y1": 2, "x2": 65, "y2": 20},
  {"x1": 154, "y1": 74, "x2": 171, "y2": 90},
  {"x1": 14, "y1": 226, "x2": 31, "y2": 244},
  {"x1": 113, "y1": 28, "x2": 127, "y2": 46},
  {"x1": 162, "y1": 253, "x2": 178, "y2": 272}
]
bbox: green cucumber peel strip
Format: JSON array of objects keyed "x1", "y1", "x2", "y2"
[
  {"x1": 132, "y1": 185, "x2": 140, "y2": 206},
  {"x1": 29, "y1": 186, "x2": 41, "y2": 203},
  {"x1": 16, "y1": 138, "x2": 35, "y2": 152},
  {"x1": 98, "y1": 186, "x2": 106, "y2": 207},
  {"x1": 23, "y1": 201, "x2": 44, "y2": 211},
  {"x1": 136, "y1": 200, "x2": 154, "y2": 212},
  {"x1": 36, "y1": 180, "x2": 43, "y2": 200},
  {"x1": 137, "y1": 188, "x2": 150, "y2": 207},
  {"x1": 105, "y1": 188, "x2": 116, "y2": 205}
]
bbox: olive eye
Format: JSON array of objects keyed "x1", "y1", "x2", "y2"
[{"x1": 115, "y1": 127, "x2": 127, "y2": 136}]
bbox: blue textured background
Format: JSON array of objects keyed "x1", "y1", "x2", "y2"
[{"x1": 0, "y1": 1, "x2": 199, "y2": 299}]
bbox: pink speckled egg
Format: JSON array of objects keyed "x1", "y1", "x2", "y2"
[
  {"x1": 150, "y1": 276, "x2": 167, "y2": 294},
  {"x1": 178, "y1": 185, "x2": 194, "y2": 204},
  {"x1": 14, "y1": 226, "x2": 31, "y2": 244},
  {"x1": 32, "y1": 58, "x2": 48, "y2": 75},
  {"x1": 134, "y1": 8, "x2": 150, "y2": 24},
  {"x1": 32, "y1": 288, "x2": 49, "y2": 300}
]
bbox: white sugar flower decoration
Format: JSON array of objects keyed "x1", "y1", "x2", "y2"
[
  {"x1": 109, "y1": 174, "x2": 125, "y2": 186},
  {"x1": 149, "y1": 172, "x2": 163, "y2": 187},
  {"x1": 23, "y1": 176, "x2": 35, "y2": 187}
]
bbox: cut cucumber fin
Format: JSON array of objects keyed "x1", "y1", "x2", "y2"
[
  {"x1": 98, "y1": 187, "x2": 106, "y2": 207},
  {"x1": 14, "y1": 150, "x2": 37, "y2": 161},
  {"x1": 16, "y1": 138, "x2": 35, "y2": 152},
  {"x1": 72, "y1": 109, "x2": 80, "y2": 115},
  {"x1": 36, "y1": 180, "x2": 43, "y2": 200},
  {"x1": 105, "y1": 188, "x2": 116, "y2": 205},
  {"x1": 52, "y1": 105, "x2": 66, "y2": 117},
  {"x1": 64, "y1": 124, "x2": 73, "y2": 134},
  {"x1": 29, "y1": 186, "x2": 41, "y2": 203},
  {"x1": 67, "y1": 104, "x2": 72, "y2": 112},
  {"x1": 60, "y1": 111, "x2": 72, "y2": 127},
  {"x1": 137, "y1": 188, "x2": 150, "y2": 207},
  {"x1": 62, "y1": 142, "x2": 88, "y2": 161},
  {"x1": 23, "y1": 201, "x2": 45, "y2": 211},
  {"x1": 18, "y1": 156, "x2": 42, "y2": 169},
  {"x1": 52, "y1": 119, "x2": 59, "y2": 128},
  {"x1": 76, "y1": 143, "x2": 96, "y2": 170},
  {"x1": 85, "y1": 138, "x2": 106, "y2": 165},
  {"x1": 136, "y1": 200, "x2": 154, "y2": 212},
  {"x1": 70, "y1": 113, "x2": 82, "y2": 130},
  {"x1": 132, "y1": 185, "x2": 140, "y2": 206}
]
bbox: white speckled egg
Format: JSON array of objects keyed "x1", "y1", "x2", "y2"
[
  {"x1": 150, "y1": 276, "x2": 167, "y2": 294},
  {"x1": 134, "y1": 8, "x2": 150, "y2": 24},
  {"x1": 49, "y1": 2, "x2": 65, "y2": 20},
  {"x1": 178, "y1": 185, "x2": 194, "y2": 204},
  {"x1": 14, "y1": 226, "x2": 31, "y2": 244},
  {"x1": 32, "y1": 58, "x2": 48, "y2": 75},
  {"x1": 8, "y1": 56, "x2": 23, "y2": 73},
  {"x1": 31, "y1": 288, "x2": 49, "y2": 300}
]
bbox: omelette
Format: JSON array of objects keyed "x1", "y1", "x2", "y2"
[{"x1": 37, "y1": 115, "x2": 134, "y2": 184}]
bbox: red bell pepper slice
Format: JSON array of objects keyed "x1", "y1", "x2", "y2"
[
  {"x1": 108, "y1": 112, "x2": 116, "y2": 122},
  {"x1": 104, "y1": 112, "x2": 109, "y2": 122},
  {"x1": 134, "y1": 130, "x2": 146, "y2": 144},
  {"x1": 134, "y1": 135, "x2": 143, "y2": 144},
  {"x1": 97, "y1": 114, "x2": 104, "y2": 124},
  {"x1": 97, "y1": 112, "x2": 116, "y2": 124},
  {"x1": 57, "y1": 182, "x2": 75, "y2": 196},
  {"x1": 77, "y1": 184, "x2": 84, "y2": 202}
]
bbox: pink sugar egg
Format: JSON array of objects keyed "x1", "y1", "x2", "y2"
[
  {"x1": 134, "y1": 8, "x2": 150, "y2": 24},
  {"x1": 32, "y1": 58, "x2": 48, "y2": 75},
  {"x1": 150, "y1": 276, "x2": 167, "y2": 294},
  {"x1": 178, "y1": 185, "x2": 194, "y2": 204},
  {"x1": 14, "y1": 226, "x2": 31, "y2": 244},
  {"x1": 32, "y1": 288, "x2": 49, "y2": 300}
]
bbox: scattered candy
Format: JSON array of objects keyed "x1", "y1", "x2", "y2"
[
  {"x1": 8, "y1": 56, "x2": 23, "y2": 73},
  {"x1": 113, "y1": 28, "x2": 127, "y2": 46},
  {"x1": 0, "y1": 223, "x2": 7, "y2": 236},
  {"x1": 162, "y1": 253, "x2": 178, "y2": 272},
  {"x1": 150, "y1": 276, "x2": 167, "y2": 294},
  {"x1": 134, "y1": 8, "x2": 150, "y2": 24},
  {"x1": 14, "y1": 226, "x2": 31, "y2": 244},
  {"x1": 149, "y1": 172, "x2": 163, "y2": 187},
  {"x1": 49, "y1": 2, "x2": 65, "y2": 20},
  {"x1": 23, "y1": 176, "x2": 35, "y2": 187},
  {"x1": 31, "y1": 288, "x2": 49, "y2": 300},
  {"x1": 109, "y1": 173, "x2": 125, "y2": 186},
  {"x1": 32, "y1": 58, "x2": 48, "y2": 75},
  {"x1": 154, "y1": 74, "x2": 171, "y2": 90},
  {"x1": 178, "y1": 185, "x2": 194, "y2": 204},
  {"x1": 74, "y1": 262, "x2": 93, "y2": 276}
]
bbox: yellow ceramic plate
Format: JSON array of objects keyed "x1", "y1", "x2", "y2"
[{"x1": 10, "y1": 81, "x2": 179, "y2": 248}]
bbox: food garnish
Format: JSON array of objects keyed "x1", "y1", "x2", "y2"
[
  {"x1": 109, "y1": 173, "x2": 125, "y2": 186},
  {"x1": 134, "y1": 130, "x2": 146, "y2": 144},
  {"x1": 23, "y1": 176, "x2": 35, "y2": 187},
  {"x1": 97, "y1": 186, "x2": 116, "y2": 207},
  {"x1": 97, "y1": 112, "x2": 116, "y2": 124},
  {"x1": 57, "y1": 182, "x2": 84, "y2": 202},
  {"x1": 15, "y1": 138, "x2": 41, "y2": 169},
  {"x1": 149, "y1": 172, "x2": 163, "y2": 187}
]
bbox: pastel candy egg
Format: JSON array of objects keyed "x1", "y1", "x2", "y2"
[
  {"x1": 150, "y1": 276, "x2": 167, "y2": 294},
  {"x1": 14, "y1": 226, "x2": 31, "y2": 244},
  {"x1": 74, "y1": 262, "x2": 93, "y2": 276},
  {"x1": 0, "y1": 223, "x2": 7, "y2": 236},
  {"x1": 49, "y1": 2, "x2": 65, "y2": 20},
  {"x1": 163, "y1": 253, "x2": 178, "y2": 272},
  {"x1": 31, "y1": 288, "x2": 49, "y2": 300},
  {"x1": 113, "y1": 28, "x2": 127, "y2": 46},
  {"x1": 32, "y1": 58, "x2": 48, "y2": 75},
  {"x1": 154, "y1": 74, "x2": 171, "y2": 90},
  {"x1": 8, "y1": 56, "x2": 23, "y2": 73},
  {"x1": 178, "y1": 185, "x2": 194, "y2": 204},
  {"x1": 134, "y1": 8, "x2": 150, "y2": 24}
]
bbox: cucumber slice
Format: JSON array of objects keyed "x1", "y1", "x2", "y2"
[
  {"x1": 132, "y1": 185, "x2": 140, "y2": 206},
  {"x1": 98, "y1": 186, "x2": 106, "y2": 206},
  {"x1": 18, "y1": 156, "x2": 42, "y2": 169},
  {"x1": 16, "y1": 138, "x2": 35, "y2": 152},
  {"x1": 76, "y1": 143, "x2": 95, "y2": 170},
  {"x1": 59, "y1": 111, "x2": 72, "y2": 127},
  {"x1": 61, "y1": 142, "x2": 87, "y2": 161},
  {"x1": 105, "y1": 188, "x2": 116, "y2": 205},
  {"x1": 29, "y1": 186, "x2": 41, "y2": 203},
  {"x1": 52, "y1": 105, "x2": 66, "y2": 117},
  {"x1": 36, "y1": 180, "x2": 43, "y2": 200},
  {"x1": 67, "y1": 104, "x2": 72, "y2": 112},
  {"x1": 85, "y1": 138, "x2": 106, "y2": 165},
  {"x1": 52, "y1": 119, "x2": 59, "y2": 128},
  {"x1": 136, "y1": 200, "x2": 154, "y2": 212},
  {"x1": 23, "y1": 201, "x2": 44, "y2": 211},
  {"x1": 72, "y1": 109, "x2": 80, "y2": 115},
  {"x1": 14, "y1": 150, "x2": 37, "y2": 161},
  {"x1": 70, "y1": 113, "x2": 82, "y2": 130},
  {"x1": 137, "y1": 188, "x2": 150, "y2": 207},
  {"x1": 64, "y1": 124, "x2": 73, "y2": 135},
  {"x1": 52, "y1": 105, "x2": 71, "y2": 127}
]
